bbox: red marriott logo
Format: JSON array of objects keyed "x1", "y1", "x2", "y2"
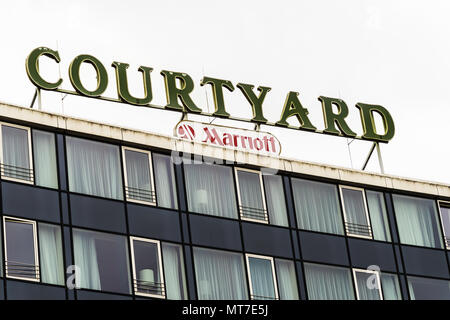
[{"x1": 175, "y1": 121, "x2": 281, "y2": 156}]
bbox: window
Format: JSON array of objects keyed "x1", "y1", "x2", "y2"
[
  {"x1": 122, "y1": 147, "x2": 156, "y2": 205},
  {"x1": 380, "y1": 273, "x2": 402, "y2": 300},
  {"x1": 184, "y1": 163, "x2": 238, "y2": 219},
  {"x1": 66, "y1": 136, "x2": 123, "y2": 200},
  {"x1": 366, "y1": 191, "x2": 391, "y2": 242},
  {"x1": 3, "y1": 217, "x2": 39, "y2": 281},
  {"x1": 153, "y1": 153, "x2": 178, "y2": 210},
  {"x1": 274, "y1": 259, "x2": 299, "y2": 300},
  {"x1": 161, "y1": 242, "x2": 188, "y2": 299},
  {"x1": 393, "y1": 194, "x2": 443, "y2": 248},
  {"x1": 352, "y1": 268, "x2": 383, "y2": 300},
  {"x1": 245, "y1": 254, "x2": 278, "y2": 300},
  {"x1": 235, "y1": 168, "x2": 268, "y2": 223},
  {"x1": 304, "y1": 263, "x2": 354, "y2": 300},
  {"x1": 438, "y1": 201, "x2": 450, "y2": 249},
  {"x1": 33, "y1": 130, "x2": 58, "y2": 189},
  {"x1": 0, "y1": 123, "x2": 33, "y2": 184},
  {"x1": 130, "y1": 237, "x2": 165, "y2": 298},
  {"x1": 292, "y1": 178, "x2": 344, "y2": 235},
  {"x1": 408, "y1": 276, "x2": 450, "y2": 300},
  {"x1": 339, "y1": 186, "x2": 372, "y2": 239},
  {"x1": 73, "y1": 229, "x2": 131, "y2": 294},
  {"x1": 3, "y1": 217, "x2": 64, "y2": 285},
  {"x1": 193, "y1": 247, "x2": 248, "y2": 300},
  {"x1": 38, "y1": 223, "x2": 64, "y2": 285},
  {"x1": 263, "y1": 174, "x2": 289, "y2": 227}
]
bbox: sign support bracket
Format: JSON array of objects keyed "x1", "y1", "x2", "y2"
[
  {"x1": 361, "y1": 141, "x2": 385, "y2": 174},
  {"x1": 29, "y1": 88, "x2": 42, "y2": 110}
]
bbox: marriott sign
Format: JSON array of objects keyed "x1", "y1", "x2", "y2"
[{"x1": 176, "y1": 121, "x2": 281, "y2": 156}]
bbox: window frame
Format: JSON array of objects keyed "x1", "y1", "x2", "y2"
[
  {"x1": 122, "y1": 146, "x2": 156, "y2": 206},
  {"x1": 437, "y1": 200, "x2": 450, "y2": 249},
  {"x1": 352, "y1": 268, "x2": 383, "y2": 300},
  {"x1": 245, "y1": 253, "x2": 279, "y2": 300},
  {"x1": 339, "y1": 185, "x2": 373, "y2": 239},
  {"x1": 234, "y1": 167, "x2": 268, "y2": 224},
  {"x1": 0, "y1": 122, "x2": 34, "y2": 185},
  {"x1": 129, "y1": 236, "x2": 165, "y2": 299},
  {"x1": 3, "y1": 216, "x2": 40, "y2": 282}
]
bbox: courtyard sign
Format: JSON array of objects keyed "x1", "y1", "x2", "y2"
[{"x1": 25, "y1": 47, "x2": 395, "y2": 143}]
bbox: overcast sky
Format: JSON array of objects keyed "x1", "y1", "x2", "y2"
[{"x1": 1, "y1": 0, "x2": 449, "y2": 184}]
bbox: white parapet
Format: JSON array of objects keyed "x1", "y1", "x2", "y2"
[{"x1": 0, "y1": 101, "x2": 448, "y2": 197}]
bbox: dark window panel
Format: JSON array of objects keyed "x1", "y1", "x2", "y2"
[
  {"x1": 401, "y1": 245, "x2": 449, "y2": 279},
  {"x1": 2, "y1": 182, "x2": 60, "y2": 223},
  {"x1": 75, "y1": 290, "x2": 133, "y2": 300},
  {"x1": 242, "y1": 222, "x2": 293, "y2": 258},
  {"x1": 6, "y1": 280, "x2": 65, "y2": 300},
  {"x1": 70, "y1": 194, "x2": 126, "y2": 234},
  {"x1": 189, "y1": 214, "x2": 242, "y2": 251},
  {"x1": 127, "y1": 204, "x2": 181, "y2": 243},
  {"x1": 299, "y1": 231, "x2": 349, "y2": 266},
  {"x1": 348, "y1": 238, "x2": 397, "y2": 272}
]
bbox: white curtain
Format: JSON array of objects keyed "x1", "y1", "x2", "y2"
[
  {"x1": 184, "y1": 163, "x2": 237, "y2": 218},
  {"x1": 354, "y1": 271, "x2": 381, "y2": 300},
  {"x1": 381, "y1": 273, "x2": 401, "y2": 300},
  {"x1": 292, "y1": 178, "x2": 344, "y2": 235},
  {"x1": 162, "y1": 243, "x2": 187, "y2": 300},
  {"x1": 73, "y1": 229, "x2": 101, "y2": 291},
  {"x1": 342, "y1": 188, "x2": 369, "y2": 236},
  {"x1": 304, "y1": 263, "x2": 354, "y2": 300},
  {"x1": 393, "y1": 194, "x2": 443, "y2": 248},
  {"x1": 367, "y1": 191, "x2": 391, "y2": 241},
  {"x1": 194, "y1": 247, "x2": 247, "y2": 300},
  {"x1": 39, "y1": 223, "x2": 64, "y2": 285},
  {"x1": 33, "y1": 130, "x2": 58, "y2": 189},
  {"x1": 263, "y1": 175, "x2": 288, "y2": 227},
  {"x1": 124, "y1": 149, "x2": 152, "y2": 202},
  {"x1": 66, "y1": 136, "x2": 123, "y2": 200},
  {"x1": 154, "y1": 154, "x2": 178, "y2": 209},
  {"x1": 2, "y1": 125, "x2": 30, "y2": 180},
  {"x1": 275, "y1": 259, "x2": 298, "y2": 300}
]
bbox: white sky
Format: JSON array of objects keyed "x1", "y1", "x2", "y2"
[{"x1": 1, "y1": 0, "x2": 449, "y2": 184}]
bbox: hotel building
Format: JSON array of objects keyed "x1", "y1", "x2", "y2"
[{"x1": 0, "y1": 102, "x2": 448, "y2": 300}]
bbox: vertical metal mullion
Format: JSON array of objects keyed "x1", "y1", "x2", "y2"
[
  {"x1": 119, "y1": 144, "x2": 134, "y2": 299},
  {"x1": 336, "y1": 183, "x2": 358, "y2": 300},
  {"x1": 232, "y1": 163, "x2": 251, "y2": 300}
]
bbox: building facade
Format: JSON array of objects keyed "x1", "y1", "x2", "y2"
[{"x1": 0, "y1": 102, "x2": 448, "y2": 300}]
